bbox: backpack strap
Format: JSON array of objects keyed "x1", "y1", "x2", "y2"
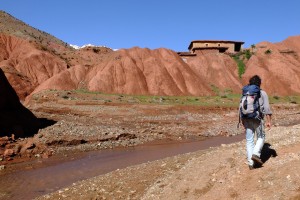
[
  {"x1": 258, "y1": 90, "x2": 264, "y2": 119},
  {"x1": 237, "y1": 112, "x2": 241, "y2": 128},
  {"x1": 237, "y1": 97, "x2": 242, "y2": 128}
]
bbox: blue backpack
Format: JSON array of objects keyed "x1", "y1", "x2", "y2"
[{"x1": 239, "y1": 84, "x2": 262, "y2": 121}]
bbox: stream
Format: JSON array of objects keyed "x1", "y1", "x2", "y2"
[{"x1": 0, "y1": 134, "x2": 244, "y2": 200}]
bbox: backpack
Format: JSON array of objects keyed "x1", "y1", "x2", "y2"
[{"x1": 238, "y1": 84, "x2": 262, "y2": 127}]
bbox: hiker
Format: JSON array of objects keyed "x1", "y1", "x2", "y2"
[{"x1": 239, "y1": 75, "x2": 272, "y2": 170}]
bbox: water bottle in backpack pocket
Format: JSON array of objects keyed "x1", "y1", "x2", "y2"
[{"x1": 239, "y1": 85, "x2": 261, "y2": 120}]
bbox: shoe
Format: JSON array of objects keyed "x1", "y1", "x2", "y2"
[
  {"x1": 249, "y1": 165, "x2": 254, "y2": 170},
  {"x1": 251, "y1": 154, "x2": 263, "y2": 165}
]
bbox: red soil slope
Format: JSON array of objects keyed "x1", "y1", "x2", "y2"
[
  {"x1": 1, "y1": 33, "x2": 300, "y2": 99},
  {"x1": 86, "y1": 47, "x2": 213, "y2": 96},
  {"x1": 243, "y1": 35, "x2": 300, "y2": 95},
  {"x1": 0, "y1": 34, "x2": 68, "y2": 99},
  {"x1": 186, "y1": 51, "x2": 242, "y2": 94},
  {"x1": 29, "y1": 47, "x2": 247, "y2": 97}
]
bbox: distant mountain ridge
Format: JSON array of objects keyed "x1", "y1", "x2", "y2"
[{"x1": 0, "y1": 10, "x2": 299, "y2": 100}]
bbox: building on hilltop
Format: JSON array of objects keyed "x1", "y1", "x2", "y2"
[{"x1": 178, "y1": 40, "x2": 244, "y2": 58}]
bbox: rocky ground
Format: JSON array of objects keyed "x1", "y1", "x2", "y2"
[
  {"x1": 37, "y1": 124, "x2": 300, "y2": 200},
  {"x1": 0, "y1": 90, "x2": 243, "y2": 166},
  {"x1": 0, "y1": 90, "x2": 299, "y2": 199}
]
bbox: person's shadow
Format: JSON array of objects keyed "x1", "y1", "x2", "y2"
[{"x1": 255, "y1": 143, "x2": 277, "y2": 168}]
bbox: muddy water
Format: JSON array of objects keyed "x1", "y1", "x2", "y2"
[{"x1": 0, "y1": 134, "x2": 244, "y2": 200}]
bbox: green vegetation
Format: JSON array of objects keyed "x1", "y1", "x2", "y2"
[
  {"x1": 244, "y1": 49, "x2": 252, "y2": 60},
  {"x1": 210, "y1": 84, "x2": 233, "y2": 98},
  {"x1": 232, "y1": 55, "x2": 246, "y2": 78},
  {"x1": 273, "y1": 95, "x2": 280, "y2": 100},
  {"x1": 74, "y1": 89, "x2": 101, "y2": 95},
  {"x1": 231, "y1": 47, "x2": 257, "y2": 78},
  {"x1": 40, "y1": 45, "x2": 48, "y2": 51},
  {"x1": 93, "y1": 48, "x2": 100, "y2": 53},
  {"x1": 67, "y1": 89, "x2": 240, "y2": 107},
  {"x1": 117, "y1": 93, "x2": 300, "y2": 107},
  {"x1": 269, "y1": 95, "x2": 300, "y2": 104},
  {"x1": 251, "y1": 44, "x2": 256, "y2": 53},
  {"x1": 265, "y1": 49, "x2": 272, "y2": 54},
  {"x1": 122, "y1": 94, "x2": 241, "y2": 107},
  {"x1": 39, "y1": 89, "x2": 300, "y2": 109},
  {"x1": 210, "y1": 84, "x2": 220, "y2": 95}
]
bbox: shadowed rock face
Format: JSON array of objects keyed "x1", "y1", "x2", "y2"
[{"x1": 0, "y1": 68, "x2": 40, "y2": 138}]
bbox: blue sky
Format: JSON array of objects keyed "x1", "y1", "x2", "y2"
[{"x1": 0, "y1": 1, "x2": 299, "y2": 51}]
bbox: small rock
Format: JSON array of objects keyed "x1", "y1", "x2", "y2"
[
  {"x1": 35, "y1": 154, "x2": 41, "y2": 158},
  {"x1": 4, "y1": 149, "x2": 14, "y2": 157}
]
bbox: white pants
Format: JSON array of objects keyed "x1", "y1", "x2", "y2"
[{"x1": 243, "y1": 119, "x2": 265, "y2": 166}]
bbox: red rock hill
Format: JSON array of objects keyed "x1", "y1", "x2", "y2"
[
  {"x1": 0, "y1": 34, "x2": 68, "y2": 99},
  {"x1": 1, "y1": 10, "x2": 300, "y2": 98},
  {"x1": 242, "y1": 35, "x2": 300, "y2": 95}
]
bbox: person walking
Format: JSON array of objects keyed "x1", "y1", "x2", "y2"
[{"x1": 239, "y1": 75, "x2": 272, "y2": 169}]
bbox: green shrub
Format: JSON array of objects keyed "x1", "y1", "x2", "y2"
[
  {"x1": 41, "y1": 46, "x2": 48, "y2": 51},
  {"x1": 244, "y1": 49, "x2": 252, "y2": 60},
  {"x1": 93, "y1": 48, "x2": 100, "y2": 53},
  {"x1": 233, "y1": 56, "x2": 245, "y2": 78},
  {"x1": 210, "y1": 84, "x2": 220, "y2": 95},
  {"x1": 265, "y1": 49, "x2": 272, "y2": 54}
]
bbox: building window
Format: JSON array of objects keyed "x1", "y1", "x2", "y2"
[
  {"x1": 218, "y1": 43, "x2": 221, "y2": 47},
  {"x1": 205, "y1": 43, "x2": 208, "y2": 47}
]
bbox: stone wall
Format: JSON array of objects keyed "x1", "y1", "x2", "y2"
[{"x1": 191, "y1": 42, "x2": 236, "y2": 53}]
